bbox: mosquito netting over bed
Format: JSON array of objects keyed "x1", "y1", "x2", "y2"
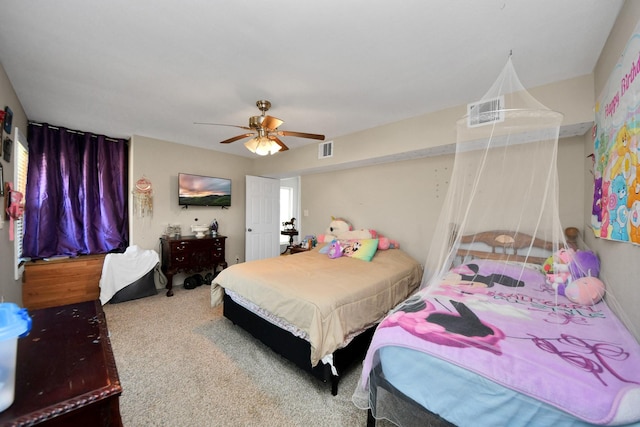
[
  {"x1": 422, "y1": 56, "x2": 566, "y2": 287},
  {"x1": 353, "y1": 58, "x2": 640, "y2": 427}
]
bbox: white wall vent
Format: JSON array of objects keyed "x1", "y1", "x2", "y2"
[
  {"x1": 467, "y1": 95, "x2": 504, "y2": 127},
  {"x1": 318, "y1": 140, "x2": 333, "y2": 159}
]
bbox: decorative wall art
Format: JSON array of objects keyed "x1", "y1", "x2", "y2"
[
  {"x1": 592, "y1": 19, "x2": 640, "y2": 245},
  {"x1": 3, "y1": 106, "x2": 12, "y2": 135},
  {"x1": 3, "y1": 137, "x2": 12, "y2": 162},
  {"x1": 132, "y1": 176, "x2": 153, "y2": 218}
]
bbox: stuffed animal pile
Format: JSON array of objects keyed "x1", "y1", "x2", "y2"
[
  {"x1": 544, "y1": 247, "x2": 605, "y2": 305},
  {"x1": 317, "y1": 217, "x2": 399, "y2": 250}
]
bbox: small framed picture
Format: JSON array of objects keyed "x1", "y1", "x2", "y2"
[
  {"x1": 3, "y1": 106, "x2": 12, "y2": 135},
  {"x1": 3, "y1": 137, "x2": 12, "y2": 162}
]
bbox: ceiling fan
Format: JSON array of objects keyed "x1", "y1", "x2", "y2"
[{"x1": 195, "y1": 100, "x2": 325, "y2": 155}]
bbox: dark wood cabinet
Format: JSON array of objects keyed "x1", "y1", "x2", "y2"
[
  {"x1": 0, "y1": 300, "x2": 122, "y2": 426},
  {"x1": 160, "y1": 235, "x2": 227, "y2": 296}
]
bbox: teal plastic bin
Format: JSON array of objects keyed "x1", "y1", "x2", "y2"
[{"x1": 0, "y1": 303, "x2": 31, "y2": 412}]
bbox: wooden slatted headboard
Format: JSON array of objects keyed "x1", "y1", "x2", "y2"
[{"x1": 455, "y1": 228, "x2": 577, "y2": 265}]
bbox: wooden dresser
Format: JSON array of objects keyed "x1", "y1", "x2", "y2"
[
  {"x1": 0, "y1": 300, "x2": 122, "y2": 426},
  {"x1": 160, "y1": 235, "x2": 227, "y2": 296}
]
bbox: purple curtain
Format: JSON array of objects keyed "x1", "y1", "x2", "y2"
[{"x1": 23, "y1": 123, "x2": 129, "y2": 259}]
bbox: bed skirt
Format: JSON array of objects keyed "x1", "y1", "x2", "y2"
[{"x1": 223, "y1": 292, "x2": 375, "y2": 395}]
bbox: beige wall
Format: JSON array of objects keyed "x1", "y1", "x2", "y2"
[
  {"x1": 0, "y1": 63, "x2": 27, "y2": 305},
  {"x1": 129, "y1": 135, "x2": 252, "y2": 273},
  {"x1": 251, "y1": 74, "x2": 594, "y2": 262},
  {"x1": 300, "y1": 137, "x2": 584, "y2": 265},
  {"x1": 588, "y1": 0, "x2": 640, "y2": 339}
]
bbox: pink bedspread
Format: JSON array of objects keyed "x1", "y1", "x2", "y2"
[{"x1": 361, "y1": 260, "x2": 640, "y2": 425}]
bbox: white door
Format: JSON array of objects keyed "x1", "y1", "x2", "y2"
[{"x1": 245, "y1": 175, "x2": 280, "y2": 261}]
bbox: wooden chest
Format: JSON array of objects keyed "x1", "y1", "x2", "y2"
[{"x1": 22, "y1": 254, "x2": 105, "y2": 310}]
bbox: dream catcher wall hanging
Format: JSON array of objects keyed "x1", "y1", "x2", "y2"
[{"x1": 133, "y1": 176, "x2": 153, "y2": 218}]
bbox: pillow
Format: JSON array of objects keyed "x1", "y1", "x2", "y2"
[{"x1": 342, "y1": 238, "x2": 378, "y2": 262}]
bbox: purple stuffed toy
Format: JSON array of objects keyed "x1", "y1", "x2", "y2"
[
  {"x1": 569, "y1": 250, "x2": 600, "y2": 279},
  {"x1": 327, "y1": 240, "x2": 343, "y2": 259}
]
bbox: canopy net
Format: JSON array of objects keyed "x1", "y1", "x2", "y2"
[
  {"x1": 353, "y1": 58, "x2": 640, "y2": 427},
  {"x1": 423, "y1": 57, "x2": 566, "y2": 287}
]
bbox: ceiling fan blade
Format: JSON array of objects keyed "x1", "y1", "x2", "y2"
[
  {"x1": 269, "y1": 136, "x2": 289, "y2": 151},
  {"x1": 220, "y1": 133, "x2": 254, "y2": 144},
  {"x1": 261, "y1": 115, "x2": 284, "y2": 131},
  {"x1": 276, "y1": 130, "x2": 325, "y2": 141},
  {"x1": 194, "y1": 122, "x2": 252, "y2": 131}
]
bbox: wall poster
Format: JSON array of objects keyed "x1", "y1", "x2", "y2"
[{"x1": 592, "y1": 20, "x2": 640, "y2": 245}]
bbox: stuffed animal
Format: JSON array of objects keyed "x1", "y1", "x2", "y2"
[
  {"x1": 546, "y1": 248, "x2": 575, "y2": 295},
  {"x1": 327, "y1": 240, "x2": 343, "y2": 258},
  {"x1": 377, "y1": 235, "x2": 400, "y2": 250},
  {"x1": 568, "y1": 250, "x2": 600, "y2": 279},
  {"x1": 546, "y1": 248, "x2": 601, "y2": 298},
  {"x1": 565, "y1": 276, "x2": 605, "y2": 305},
  {"x1": 317, "y1": 217, "x2": 399, "y2": 249},
  {"x1": 317, "y1": 217, "x2": 373, "y2": 243},
  {"x1": 5, "y1": 183, "x2": 24, "y2": 242}
]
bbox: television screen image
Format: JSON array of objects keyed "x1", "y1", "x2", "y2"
[{"x1": 178, "y1": 173, "x2": 231, "y2": 207}]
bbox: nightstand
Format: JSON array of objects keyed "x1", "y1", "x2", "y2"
[
  {"x1": 289, "y1": 245, "x2": 310, "y2": 255},
  {"x1": 280, "y1": 229, "x2": 299, "y2": 254}
]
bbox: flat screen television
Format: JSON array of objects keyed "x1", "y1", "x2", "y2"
[{"x1": 178, "y1": 173, "x2": 231, "y2": 207}]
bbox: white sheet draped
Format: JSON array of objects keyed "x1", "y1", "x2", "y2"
[{"x1": 99, "y1": 245, "x2": 160, "y2": 304}]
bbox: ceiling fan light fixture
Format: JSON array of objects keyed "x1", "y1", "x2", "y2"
[
  {"x1": 197, "y1": 99, "x2": 323, "y2": 154},
  {"x1": 244, "y1": 138, "x2": 259, "y2": 153},
  {"x1": 246, "y1": 136, "x2": 281, "y2": 156}
]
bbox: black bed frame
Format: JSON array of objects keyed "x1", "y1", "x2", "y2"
[{"x1": 223, "y1": 292, "x2": 376, "y2": 395}]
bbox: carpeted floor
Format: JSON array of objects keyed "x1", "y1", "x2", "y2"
[{"x1": 103, "y1": 285, "x2": 388, "y2": 426}]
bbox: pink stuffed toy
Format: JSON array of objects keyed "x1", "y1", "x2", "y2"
[
  {"x1": 368, "y1": 230, "x2": 399, "y2": 249},
  {"x1": 377, "y1": 235, "x2": 400, "y2": 250},
  {"x1": 5, "y1": 183, "x2": 24, "y2": 242},
  {"x1": 565, "y1": 276, "x2": 605, "y2": 305},
  {"x1": 546, "y1": 248, "x2": 574, "y2": 295}
]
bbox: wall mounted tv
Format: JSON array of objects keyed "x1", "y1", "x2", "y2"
[{"x1": 178, "y1": 173, "x2": 231, "y2": 207}]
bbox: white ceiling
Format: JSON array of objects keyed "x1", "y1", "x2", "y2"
[{"x1": 0, "y1": 1, "x2": 624, "y2": 158}]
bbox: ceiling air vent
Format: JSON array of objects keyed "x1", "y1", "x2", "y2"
[
  {"x1": 467, "y1": 95, "x2": 504, "y2": 127},
  {"x1": 318, "y1": 140, "x2": 333, "y2": 159}
]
